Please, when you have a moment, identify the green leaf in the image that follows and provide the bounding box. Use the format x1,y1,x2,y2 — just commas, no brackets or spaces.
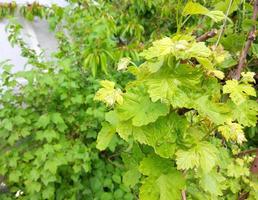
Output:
140,177,160,200
199,171,226,196
252,43,258,57
36,114,50,128
44,160,59,174
140,37,211,61
96,122,116,151
230,100,258,127
42,185,55,199
176,142,218,173
123,168,141,188
36,129,60,142
186,42,211,58
139,155,172,176
227,158,250,178
183,2,225,22
206,11,226,22
194,96,232,125
25,180,41,193
156,173,185,200
51,113,65,124
9,170,22,182
116,121,133,141
117,87,169,126
140,37,174,60
2,119,13,131
135,113,187,158
139,155,185,200
183,2,209,16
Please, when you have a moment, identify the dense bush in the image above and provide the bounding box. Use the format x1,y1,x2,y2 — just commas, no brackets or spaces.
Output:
0,0,257,200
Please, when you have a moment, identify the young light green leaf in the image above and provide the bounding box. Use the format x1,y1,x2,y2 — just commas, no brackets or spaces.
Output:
117,57,131,71
218,122,246,144
223,80,256,105
183,2,209,16
241,72,256,83
206,10,226,22
94,80,123,106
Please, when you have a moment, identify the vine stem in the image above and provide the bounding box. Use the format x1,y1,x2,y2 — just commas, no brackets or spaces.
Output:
215,0,234,47
196,29,218,42
181,190,187,200
236,148,258,157
231,0,258,80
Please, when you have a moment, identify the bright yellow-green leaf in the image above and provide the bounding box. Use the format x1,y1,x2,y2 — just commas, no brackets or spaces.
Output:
223,80,256,105
94,80,123,106
241,72,256,83
183,2,226,22
218,122,246,144
186,42,212,58
227,158,250,178
208,70,225,79
183,2,209,16
117,57,131,71
206,10,226,22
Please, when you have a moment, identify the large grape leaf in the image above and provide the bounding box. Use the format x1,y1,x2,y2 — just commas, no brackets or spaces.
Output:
116,88,169,126
140,37,211,61
145,64,202,107
131,113,188,158
139,155,185,200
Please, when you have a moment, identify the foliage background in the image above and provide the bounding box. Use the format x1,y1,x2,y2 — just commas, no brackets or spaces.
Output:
0,0,257,199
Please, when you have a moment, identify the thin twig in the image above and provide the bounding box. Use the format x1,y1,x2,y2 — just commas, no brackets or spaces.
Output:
215,0,234,47
196,29,218,42
231,0,258,80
